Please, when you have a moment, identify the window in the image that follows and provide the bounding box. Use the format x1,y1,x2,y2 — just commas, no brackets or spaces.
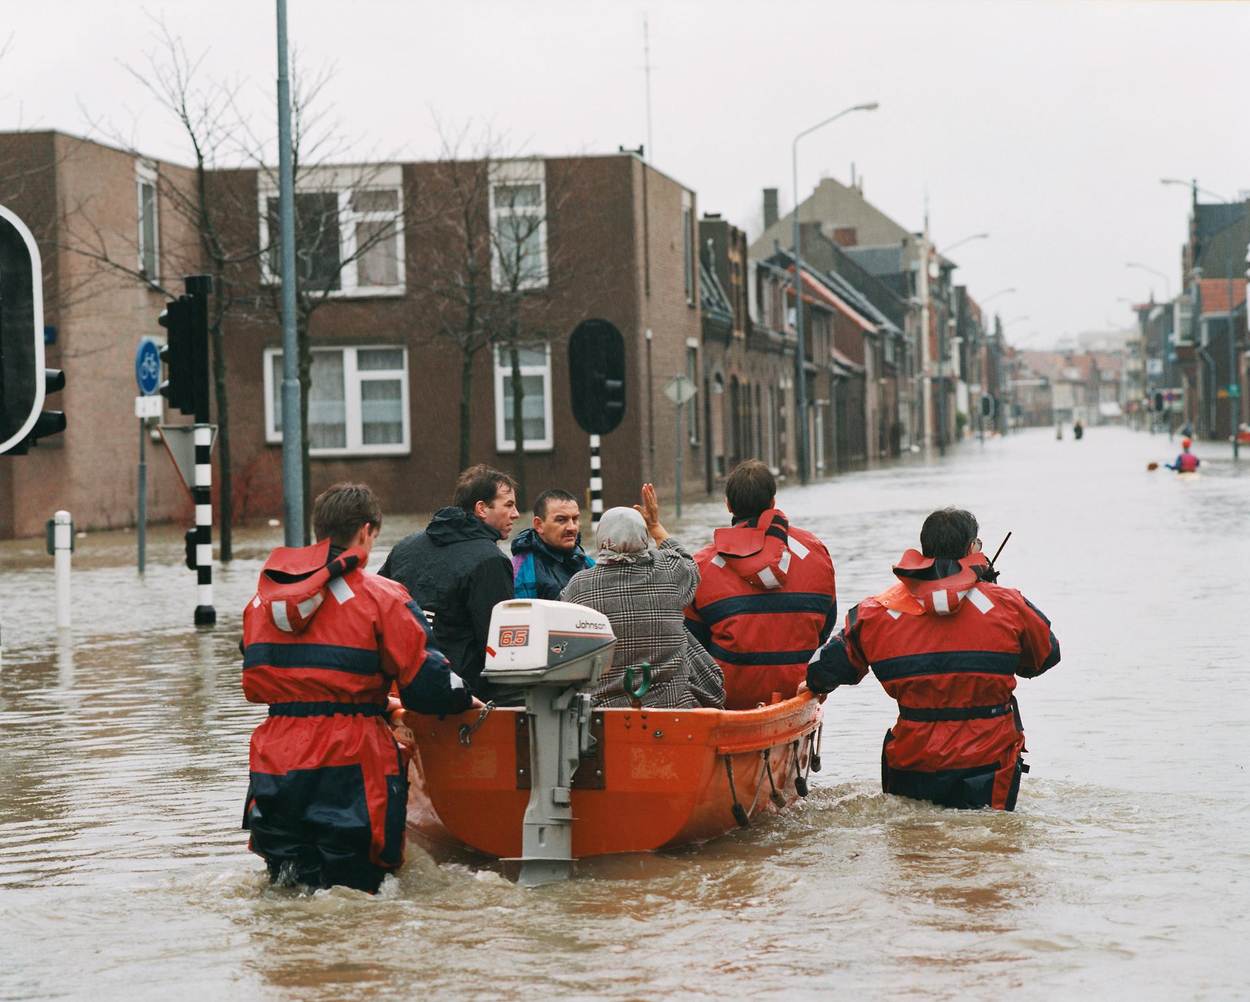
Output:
686,343,700,445
136,161,159,283
490,160,548,291
259,166,405,296
494,343,553,451
263,346,409,456
682,191,695,304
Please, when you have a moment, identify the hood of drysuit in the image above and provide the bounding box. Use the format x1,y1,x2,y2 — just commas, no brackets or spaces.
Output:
710,508,795,591
425,506,503,547
256,539,366,634
873,549,992,617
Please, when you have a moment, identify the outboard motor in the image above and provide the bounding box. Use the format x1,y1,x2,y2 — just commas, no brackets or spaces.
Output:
482,599,615,886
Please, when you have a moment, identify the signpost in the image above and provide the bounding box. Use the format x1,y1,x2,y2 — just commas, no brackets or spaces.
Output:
134,336,161,573
663,374,697,518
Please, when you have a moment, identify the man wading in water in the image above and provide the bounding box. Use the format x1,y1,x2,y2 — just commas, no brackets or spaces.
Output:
806,508,1060,811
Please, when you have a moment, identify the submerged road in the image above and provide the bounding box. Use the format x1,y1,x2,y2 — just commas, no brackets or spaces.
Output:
1,426,1248,1000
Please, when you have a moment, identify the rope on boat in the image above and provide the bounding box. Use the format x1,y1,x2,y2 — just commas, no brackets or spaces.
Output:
792,739,809,798
763,747,786,808
458,701,495,746
724,756,750,828
723,749,776,828
811,723,823,773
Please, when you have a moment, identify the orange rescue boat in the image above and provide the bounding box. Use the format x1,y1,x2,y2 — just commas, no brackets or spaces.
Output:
391,691,823,862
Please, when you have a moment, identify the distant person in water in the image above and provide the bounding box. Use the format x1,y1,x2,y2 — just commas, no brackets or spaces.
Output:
1166,437,1200,473
1073,419,1084,440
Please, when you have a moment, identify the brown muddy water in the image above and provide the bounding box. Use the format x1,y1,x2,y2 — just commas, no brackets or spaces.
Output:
2,427,1248,1000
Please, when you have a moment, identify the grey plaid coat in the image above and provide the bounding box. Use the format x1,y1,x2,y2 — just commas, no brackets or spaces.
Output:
560,539,725,709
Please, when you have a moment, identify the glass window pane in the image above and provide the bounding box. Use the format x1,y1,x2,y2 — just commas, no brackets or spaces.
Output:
296,192,341,290
361,379,403,445
266,197,280,277
503,373,547,444
309,351,346,448
358,348,404,371
140,181,157,277
497,345,546,368
494,183,541,208
351,189,398,213
355,220,399,287
270,353,283,433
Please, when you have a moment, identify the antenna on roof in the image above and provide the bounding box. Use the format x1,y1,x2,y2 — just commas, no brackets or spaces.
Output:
643,14,654,162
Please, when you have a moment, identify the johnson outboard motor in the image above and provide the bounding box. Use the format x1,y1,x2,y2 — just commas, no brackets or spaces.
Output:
482,599,615,886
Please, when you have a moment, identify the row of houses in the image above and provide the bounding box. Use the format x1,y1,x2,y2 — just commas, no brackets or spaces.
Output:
0,131,1018,539
1123,189,1248,440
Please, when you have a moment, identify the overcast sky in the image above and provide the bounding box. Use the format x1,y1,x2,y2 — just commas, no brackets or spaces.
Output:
5,0,1247,347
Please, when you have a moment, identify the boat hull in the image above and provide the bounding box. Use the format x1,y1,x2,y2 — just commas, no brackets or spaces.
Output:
394,692,823,859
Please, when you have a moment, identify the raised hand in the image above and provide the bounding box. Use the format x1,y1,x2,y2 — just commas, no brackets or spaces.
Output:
633,482,669,543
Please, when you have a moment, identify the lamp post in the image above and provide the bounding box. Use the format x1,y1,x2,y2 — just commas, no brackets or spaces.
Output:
1161,177,1242,459
982,286,1016,304
1126,261,1172,301
932,234,988,454
791,100,879,484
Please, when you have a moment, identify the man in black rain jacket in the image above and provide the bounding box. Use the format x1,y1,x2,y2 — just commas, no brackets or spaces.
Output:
380,465,519,698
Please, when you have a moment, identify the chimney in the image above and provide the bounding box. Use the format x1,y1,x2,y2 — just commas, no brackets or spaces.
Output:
763,188,779,229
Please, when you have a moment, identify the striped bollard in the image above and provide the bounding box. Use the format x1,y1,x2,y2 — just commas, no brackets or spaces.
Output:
193,423,216,626
590,434,603,529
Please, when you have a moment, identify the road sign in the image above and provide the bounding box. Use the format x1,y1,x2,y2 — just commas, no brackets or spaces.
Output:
663,373,697,405
135,395,162,419
136,337,161,395
159,423,217,492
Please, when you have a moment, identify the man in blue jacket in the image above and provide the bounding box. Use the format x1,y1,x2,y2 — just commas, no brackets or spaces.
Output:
511,489,594,600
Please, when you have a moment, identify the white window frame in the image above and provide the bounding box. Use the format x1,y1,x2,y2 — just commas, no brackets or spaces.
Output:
262,345,410,457
494,342,554,452
489,159,549,292
136,160,159,285
257,165,406,297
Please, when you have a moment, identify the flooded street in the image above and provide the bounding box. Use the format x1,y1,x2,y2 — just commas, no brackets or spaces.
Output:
2,426,1248,1000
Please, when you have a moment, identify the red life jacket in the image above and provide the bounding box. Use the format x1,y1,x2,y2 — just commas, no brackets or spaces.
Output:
241,540,469,880
686,509,836,709
1178,451,1199,472
808,550,1059,810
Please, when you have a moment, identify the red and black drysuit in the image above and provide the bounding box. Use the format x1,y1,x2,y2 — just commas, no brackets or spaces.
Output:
241,540,471,891
806,550,1059,811
685,509,837,710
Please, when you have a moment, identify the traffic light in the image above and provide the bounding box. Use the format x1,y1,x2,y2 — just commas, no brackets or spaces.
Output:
1153,391,1164,413
568,318,627,435
980,393,993,418
0,204,66,455
158,275,212,422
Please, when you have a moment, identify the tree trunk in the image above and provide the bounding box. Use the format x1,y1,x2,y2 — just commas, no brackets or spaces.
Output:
459,348,474,473
210,314,234,562
509,340,527,508
297,316,313,544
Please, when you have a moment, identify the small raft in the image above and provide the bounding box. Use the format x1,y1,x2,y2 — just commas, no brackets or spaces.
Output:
391,692,823,860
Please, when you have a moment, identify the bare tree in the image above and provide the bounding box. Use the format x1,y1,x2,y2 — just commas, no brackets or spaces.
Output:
65,18,265,560
236,63,431,541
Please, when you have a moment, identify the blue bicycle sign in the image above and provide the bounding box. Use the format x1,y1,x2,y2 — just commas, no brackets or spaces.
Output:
136,337,161,395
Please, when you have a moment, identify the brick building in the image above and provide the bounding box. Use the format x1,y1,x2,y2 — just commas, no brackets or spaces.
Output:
0,131,199,538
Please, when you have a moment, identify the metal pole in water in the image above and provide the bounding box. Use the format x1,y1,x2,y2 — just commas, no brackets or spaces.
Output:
54,510,71,629
193,425,216,626
589,434,603,530
137,418,147,573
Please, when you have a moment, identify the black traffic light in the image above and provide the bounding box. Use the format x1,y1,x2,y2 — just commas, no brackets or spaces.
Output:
980,393,993,418
158,275,213,422
1,205,66,455
568,318,626,435
1153,391,1164,413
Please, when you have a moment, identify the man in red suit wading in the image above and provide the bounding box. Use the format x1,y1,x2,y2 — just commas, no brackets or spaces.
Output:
807,508,1060,811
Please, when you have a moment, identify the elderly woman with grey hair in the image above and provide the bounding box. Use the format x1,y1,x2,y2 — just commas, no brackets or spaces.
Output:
560,484,724,709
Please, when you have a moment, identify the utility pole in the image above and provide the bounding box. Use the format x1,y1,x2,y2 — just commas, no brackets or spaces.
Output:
276,0,303,546
918,219,933,452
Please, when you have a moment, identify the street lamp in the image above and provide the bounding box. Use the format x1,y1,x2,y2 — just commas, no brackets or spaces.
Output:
940,232,989,255
792,100,879,485
1161,177,1230,202
982,287,1016,304
1126,261,1172,300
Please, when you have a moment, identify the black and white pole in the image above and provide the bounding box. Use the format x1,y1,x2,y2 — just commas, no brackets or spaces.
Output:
589,434,604,530
193,424,216,626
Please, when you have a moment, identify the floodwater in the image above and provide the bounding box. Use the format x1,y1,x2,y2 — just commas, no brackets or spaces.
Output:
2,426,1248,1001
